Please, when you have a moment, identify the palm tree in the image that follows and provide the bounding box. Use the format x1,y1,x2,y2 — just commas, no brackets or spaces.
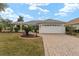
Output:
0,3,7,11
17,16,24,32
17,16,24,22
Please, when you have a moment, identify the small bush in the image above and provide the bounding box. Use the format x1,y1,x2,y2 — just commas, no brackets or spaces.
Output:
14,27,19,32
74,30,79,33
66,26,76,35
23,25,30,36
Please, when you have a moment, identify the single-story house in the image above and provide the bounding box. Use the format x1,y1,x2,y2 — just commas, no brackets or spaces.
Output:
66,18,79,30
26,19,66,33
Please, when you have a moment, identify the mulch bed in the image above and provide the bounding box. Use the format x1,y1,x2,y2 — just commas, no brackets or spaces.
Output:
21,34,39,38
20,33,42,40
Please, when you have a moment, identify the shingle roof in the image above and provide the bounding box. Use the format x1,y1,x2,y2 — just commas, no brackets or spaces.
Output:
39,19,65,24
26,19,65,25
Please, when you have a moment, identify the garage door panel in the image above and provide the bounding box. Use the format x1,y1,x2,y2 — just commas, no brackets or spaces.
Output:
39,26,65,33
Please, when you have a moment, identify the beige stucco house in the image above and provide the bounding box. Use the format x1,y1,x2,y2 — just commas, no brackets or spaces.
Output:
26,19,66,33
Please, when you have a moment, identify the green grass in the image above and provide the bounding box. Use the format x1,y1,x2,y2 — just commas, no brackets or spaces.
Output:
0,33,44,56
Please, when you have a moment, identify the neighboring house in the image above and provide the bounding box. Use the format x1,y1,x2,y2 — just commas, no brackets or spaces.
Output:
26,19,65,33
66,18,79,30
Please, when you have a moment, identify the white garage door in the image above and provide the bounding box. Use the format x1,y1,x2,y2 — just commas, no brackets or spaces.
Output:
39,25,65,33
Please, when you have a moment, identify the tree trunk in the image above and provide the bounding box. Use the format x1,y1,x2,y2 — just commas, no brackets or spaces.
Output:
25,31,29,36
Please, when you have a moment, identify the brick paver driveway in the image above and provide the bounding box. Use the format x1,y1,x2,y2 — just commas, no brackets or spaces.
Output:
40,34,79,56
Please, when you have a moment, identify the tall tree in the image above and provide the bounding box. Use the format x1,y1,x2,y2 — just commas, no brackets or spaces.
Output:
0,3,8,32
17,16,24,22
0,3,7,11
17,16,24,32
0,3,8,23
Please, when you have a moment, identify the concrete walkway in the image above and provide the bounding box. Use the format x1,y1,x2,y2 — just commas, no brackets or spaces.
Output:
40,34,79,56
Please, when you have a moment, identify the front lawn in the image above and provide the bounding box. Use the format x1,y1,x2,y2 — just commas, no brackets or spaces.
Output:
0,33,44,56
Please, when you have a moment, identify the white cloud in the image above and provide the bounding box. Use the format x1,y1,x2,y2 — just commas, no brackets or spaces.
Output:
0,8,33,21
28,3,49,13
0,8,19,21
24,14,33,19
38,7,49,13
29,5,37,10
55,12,67,16
55,3,79,16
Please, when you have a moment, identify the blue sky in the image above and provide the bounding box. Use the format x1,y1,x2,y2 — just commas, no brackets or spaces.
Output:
0,3,79,22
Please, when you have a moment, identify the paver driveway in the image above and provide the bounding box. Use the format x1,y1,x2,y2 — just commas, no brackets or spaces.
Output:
40,34,79,56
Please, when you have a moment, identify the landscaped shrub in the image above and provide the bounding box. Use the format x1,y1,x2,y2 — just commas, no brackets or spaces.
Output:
33,25,39,37
66,26,76,35
74,30,79,33
65,26,71,34
23,25,39,37
14,27,19,32
28,25,34,32
23,25,30,36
